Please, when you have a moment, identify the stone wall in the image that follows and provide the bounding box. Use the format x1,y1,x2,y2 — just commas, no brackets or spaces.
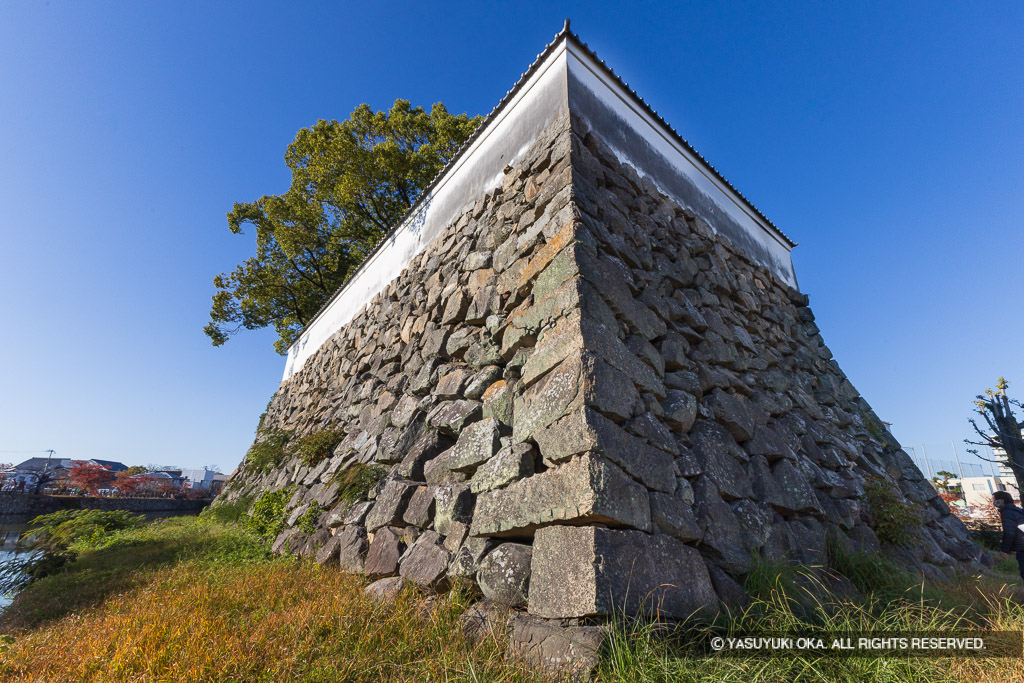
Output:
0,493,211,518
221,109,982,635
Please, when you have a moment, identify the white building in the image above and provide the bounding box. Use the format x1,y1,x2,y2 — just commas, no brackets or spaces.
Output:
180,468,219,491
953,476,1021,508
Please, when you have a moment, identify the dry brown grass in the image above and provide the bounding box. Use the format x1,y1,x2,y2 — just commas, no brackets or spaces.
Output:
0,519,550,683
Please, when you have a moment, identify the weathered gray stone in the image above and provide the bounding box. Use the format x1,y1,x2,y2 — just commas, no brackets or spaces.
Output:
427,400,483,435
533,407,677,492
364,527,403,580
336,525,369,573
444,417,501,472
481,378,514,425
364,479,417,532
460,601,510,643
399,530,451,591
343,500,374,526
391,394,421,429
660,333,690,371
477,543,533,607
465,365,503,399
529,525,719,620
397,431,450,481
746,425,797,462
449,535,494,578
508,613,603,676
693,477,751,574
470,453,651,537
469,443,535,493
365,576,406,604
689,420,753,501
423,448,470,485
663,390,698,432
403,485,436,528
626,411,679,455
512,349,638,444
707,389,756,442
770,458,821,514
315,533,342,566
433,483,475,536
435,366,470,399
300,528,331,558
649,491,702,541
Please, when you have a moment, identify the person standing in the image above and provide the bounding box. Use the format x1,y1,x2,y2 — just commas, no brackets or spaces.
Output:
993,490,1024,581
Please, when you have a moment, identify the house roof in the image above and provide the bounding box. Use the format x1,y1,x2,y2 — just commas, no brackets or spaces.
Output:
15,457,69,472
15,457,128,473
91,459,129,472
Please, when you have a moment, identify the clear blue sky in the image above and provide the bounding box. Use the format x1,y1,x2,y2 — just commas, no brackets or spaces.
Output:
1,1,1021,474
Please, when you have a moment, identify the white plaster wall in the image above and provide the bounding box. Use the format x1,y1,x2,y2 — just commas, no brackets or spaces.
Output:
282,35,799,382
565,45,797,288
282,43,571,381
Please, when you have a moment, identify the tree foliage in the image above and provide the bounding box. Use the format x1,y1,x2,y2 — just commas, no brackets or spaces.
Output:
205,99,482,354
930,470,957,494
966,377,1024,494
68,461,115,496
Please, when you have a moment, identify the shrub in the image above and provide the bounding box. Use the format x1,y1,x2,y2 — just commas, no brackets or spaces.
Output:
297,501,323,535
864,476,921,546
293,427,345,467
23,509,146,553
246,488,293,539
332,463,389,505
201,495,254,525
247,428,293,473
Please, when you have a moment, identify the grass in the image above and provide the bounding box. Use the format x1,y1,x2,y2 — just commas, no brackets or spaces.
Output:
332,462,389,505
247,428,293,473
293,427,345,467
598,549,1024,683
2,513,1024,682
0,515,545,683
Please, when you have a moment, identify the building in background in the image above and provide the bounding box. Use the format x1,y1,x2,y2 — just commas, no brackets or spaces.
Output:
180,469,222,493
953,476,1021,508
7,457,127,491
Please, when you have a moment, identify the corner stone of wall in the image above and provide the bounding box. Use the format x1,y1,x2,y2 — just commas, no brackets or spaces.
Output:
216,109,984,673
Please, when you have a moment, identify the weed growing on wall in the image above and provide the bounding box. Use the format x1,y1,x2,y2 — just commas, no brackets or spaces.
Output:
246,429,293,473
864,476,922,546
201,496,254,525
297,501,323,535
332,463,389,505
247,488,293,539
293,428,344,467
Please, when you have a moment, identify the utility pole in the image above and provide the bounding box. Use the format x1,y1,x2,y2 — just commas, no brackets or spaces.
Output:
36,449,55,495
951,441,967,503
986,446,998,479
921,443,935,480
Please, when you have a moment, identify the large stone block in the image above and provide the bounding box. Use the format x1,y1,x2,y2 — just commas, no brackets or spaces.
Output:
533,407,677,492
528,525,719,620
364,479,417,532
470,453,651,538
512,349,638,444
507,613,603,676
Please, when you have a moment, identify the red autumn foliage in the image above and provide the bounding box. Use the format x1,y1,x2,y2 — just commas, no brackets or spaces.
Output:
68,460,115,496
114,471,156,496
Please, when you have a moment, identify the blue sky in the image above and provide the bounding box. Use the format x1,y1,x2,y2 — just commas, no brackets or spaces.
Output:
1,1,1021,474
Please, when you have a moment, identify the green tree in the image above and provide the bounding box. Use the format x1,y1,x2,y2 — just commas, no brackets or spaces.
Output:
966,377,1024,494
205,99,481,354
930,470,957,494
